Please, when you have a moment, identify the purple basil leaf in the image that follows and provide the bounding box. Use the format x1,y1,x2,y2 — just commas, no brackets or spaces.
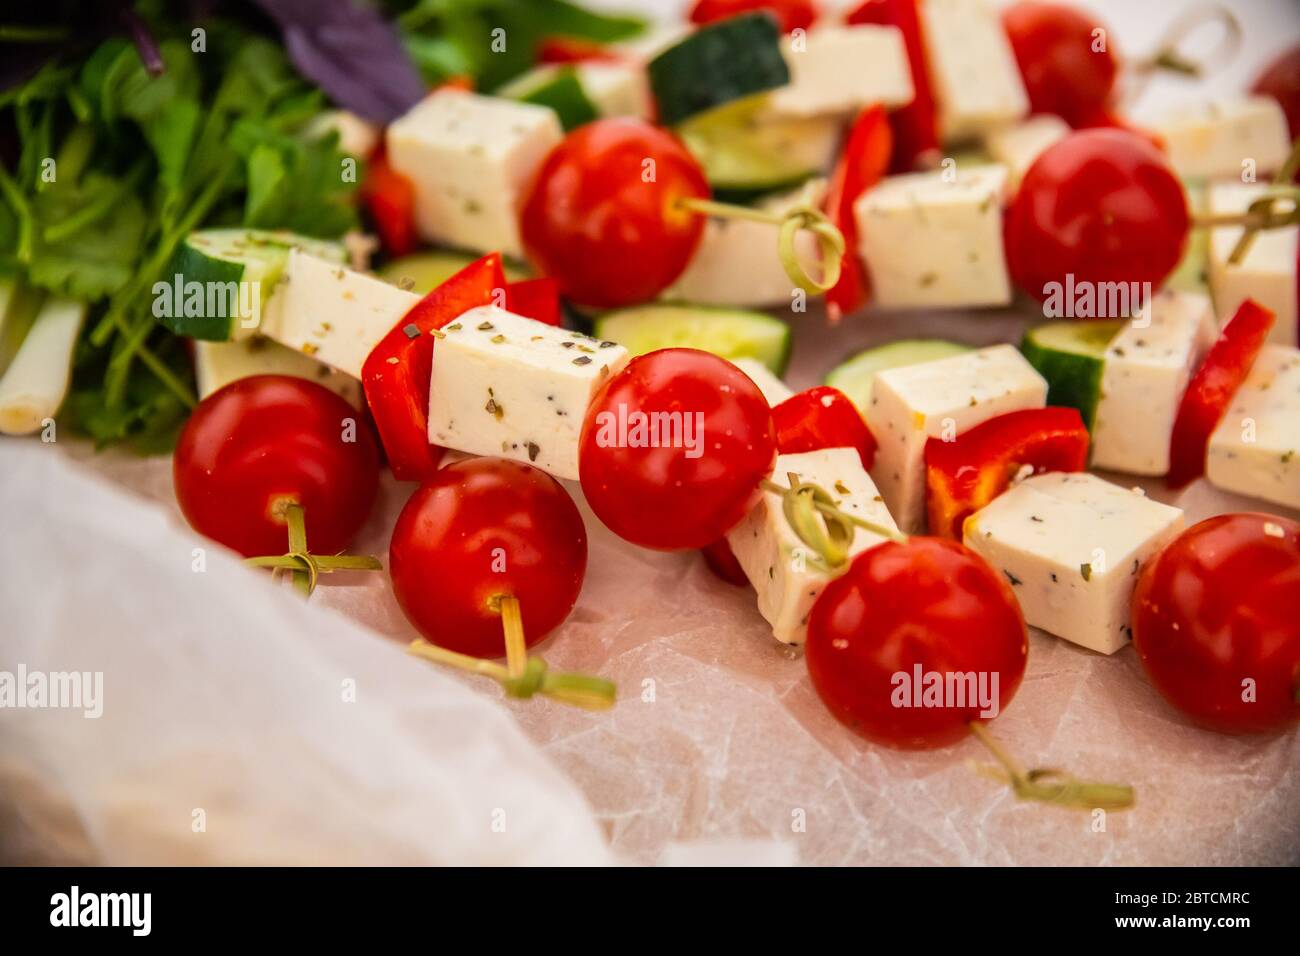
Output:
252,0,426,124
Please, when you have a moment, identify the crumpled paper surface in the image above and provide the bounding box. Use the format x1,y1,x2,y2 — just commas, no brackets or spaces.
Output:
11,297,1298,866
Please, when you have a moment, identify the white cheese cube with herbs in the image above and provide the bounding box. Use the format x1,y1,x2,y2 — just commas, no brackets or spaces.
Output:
919,0,1029,142
1090,290,1217,476
427,306,629,480
259,249,419,379
386,90,562,259
1152,96,1290,182
1206,344,1300,511
194,337,363,407
769,25,914,118
732,357,794,407
727,448,898,645
1207,182,1299,346
866,345,1047,533
667,180,826,308
983,115,1069,190
963,473,1185,655
854,165,1012,309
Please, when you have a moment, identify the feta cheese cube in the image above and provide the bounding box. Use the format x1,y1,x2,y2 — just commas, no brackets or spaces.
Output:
1151,96,1291,182
260,250,419,379
1206,344,1300,510
865,344,1047,533
732,357,794,407
667,179,826,307
194,337,363,407
427,306,629,480
769,25,914,118
386,90,562,259
919,0,1029,141
983,115,1069,191
1090,290,1217,476
854,164,1012,309
727,448,899,645
577,63,652,120
1207,182,1299,346
963,472,1185,654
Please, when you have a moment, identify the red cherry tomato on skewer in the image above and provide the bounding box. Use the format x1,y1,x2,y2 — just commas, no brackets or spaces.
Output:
806,537,1028,750
1167,299,1275,489
1004,128,1188,306
1002,1,1119,129
1133,513,1300,735
390,458,587,658
174,375,379,558
580,349,776,551
521,119,709,309
772,385,877,471
689,0,819,33
1252,43,1300,141
701,537,750,586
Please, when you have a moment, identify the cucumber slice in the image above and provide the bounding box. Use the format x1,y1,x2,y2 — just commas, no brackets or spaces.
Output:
677,94,838,193
1020,320,1122,429
162,229,345,341
377,251,531,295
648,14,789,126
498,65,599,131
825,339,970,413
1167,182,1209,293
594,304,792,374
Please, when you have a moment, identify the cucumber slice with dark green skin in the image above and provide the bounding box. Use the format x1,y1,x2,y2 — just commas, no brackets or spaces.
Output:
594,304,792,374
162,229,345,341
677,94,836,193
1020,320,1122,429
499,66,599,131
825,339,970,413
648,14,789,126
377,251,531,295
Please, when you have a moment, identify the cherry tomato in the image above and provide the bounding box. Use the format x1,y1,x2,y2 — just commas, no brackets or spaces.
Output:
1002,2,1118,128
806,537,1028,749
701,537,750,587
389,458,587,658
772,386,877,470
174,375,379,557
1133,513,1300,734
688,0,819,33
520,119,708,308
580,349,776,551
1004,128,1188,306
1253,44,1300,141
1167,299,1275,489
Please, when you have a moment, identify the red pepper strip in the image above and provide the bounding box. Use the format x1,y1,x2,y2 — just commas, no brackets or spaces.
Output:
689,0,820,33
701,537,750,586
846,0,941,173
822,105,892,321
360,147,418,258
505,277,563,327
362,253,507,482
1168,299,1276,489
924,407,1090,540
537,36,624,64
773,386,878,471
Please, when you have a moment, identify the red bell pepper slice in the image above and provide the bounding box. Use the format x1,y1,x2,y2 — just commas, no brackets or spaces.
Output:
846,0,941,173
1168,299,1276,489
701,537,750,586
688,0,820,33
773,386,878,470
822,105,892,320
924,407,1090,539
361,147,418,258
504,277,563,327
362,253,507,482
537,36,623,64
